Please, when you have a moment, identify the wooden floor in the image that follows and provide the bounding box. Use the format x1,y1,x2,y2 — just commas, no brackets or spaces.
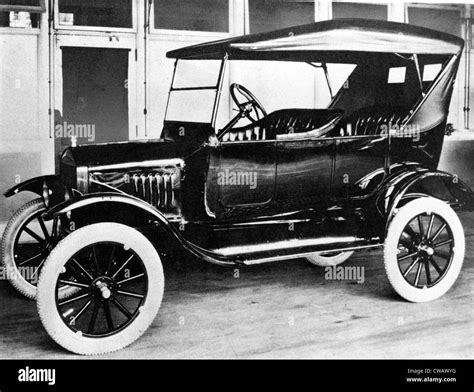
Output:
0,213,473,359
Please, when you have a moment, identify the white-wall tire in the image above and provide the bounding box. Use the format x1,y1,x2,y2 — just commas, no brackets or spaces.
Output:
1,199,51,299
384,197,465,303
306,251,354,267
37,222,164,355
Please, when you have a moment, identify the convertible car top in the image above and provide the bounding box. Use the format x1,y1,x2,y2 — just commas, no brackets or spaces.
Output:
168,19,463,141
167,18,464,61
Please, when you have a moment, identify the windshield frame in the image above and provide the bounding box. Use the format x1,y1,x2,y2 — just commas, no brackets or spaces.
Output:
164,55,228,129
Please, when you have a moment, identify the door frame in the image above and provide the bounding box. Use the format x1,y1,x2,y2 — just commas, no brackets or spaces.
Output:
53,33,138,142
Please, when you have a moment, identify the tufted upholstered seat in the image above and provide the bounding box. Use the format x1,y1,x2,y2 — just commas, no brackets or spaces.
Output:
221,109,344,142
337,107,410,137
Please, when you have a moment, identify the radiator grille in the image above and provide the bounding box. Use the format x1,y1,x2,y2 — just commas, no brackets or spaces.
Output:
130,167,181,210
89,164,182,216
131,170,180,210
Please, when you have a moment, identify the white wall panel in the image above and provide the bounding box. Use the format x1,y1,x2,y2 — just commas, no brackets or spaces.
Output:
0,33,39,150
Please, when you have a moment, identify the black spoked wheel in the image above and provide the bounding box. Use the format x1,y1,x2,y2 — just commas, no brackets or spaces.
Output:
57,242,148,338
384,197,465,302
397,213,454,289
15,209,59,282
37,223,164,355
1,199,64,299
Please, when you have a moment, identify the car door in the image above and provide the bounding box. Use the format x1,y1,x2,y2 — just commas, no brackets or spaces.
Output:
275,138,335,212
205,140,276,219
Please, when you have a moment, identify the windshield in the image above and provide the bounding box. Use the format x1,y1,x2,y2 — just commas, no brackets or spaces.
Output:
165,59,224,124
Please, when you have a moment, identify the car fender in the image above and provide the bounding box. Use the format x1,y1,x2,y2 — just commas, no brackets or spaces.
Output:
375,168,474,233
4,175,67,208
42,192,236,267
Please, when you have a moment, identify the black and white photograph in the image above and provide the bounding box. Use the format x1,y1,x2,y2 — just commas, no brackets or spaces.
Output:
0,0,473,388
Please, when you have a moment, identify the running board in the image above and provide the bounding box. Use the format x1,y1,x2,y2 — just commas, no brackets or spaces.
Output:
197,236,382,266
241,243,382,265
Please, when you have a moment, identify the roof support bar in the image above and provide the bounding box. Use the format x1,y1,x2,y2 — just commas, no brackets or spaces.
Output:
308,62,334,100
412,54,425,96
211,55,228,129
163,59,179,121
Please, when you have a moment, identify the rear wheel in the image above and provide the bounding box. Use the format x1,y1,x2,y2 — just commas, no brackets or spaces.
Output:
36,222,164,355
306,251,354,267
1,199,63,299
384,197,465,302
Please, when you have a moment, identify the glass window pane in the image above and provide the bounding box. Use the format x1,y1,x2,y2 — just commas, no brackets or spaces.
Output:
154,0,229,32
167,90,216,123
0,0,41,5
58,0,132,29
332,2,387,20
173,60,221,88
249,0,314,34
422,63,442,82
0,0,44,11
388,67,407,84
0,10,38,27
407,6,462,38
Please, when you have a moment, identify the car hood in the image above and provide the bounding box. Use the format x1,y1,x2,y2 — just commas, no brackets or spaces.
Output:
61,139,201,169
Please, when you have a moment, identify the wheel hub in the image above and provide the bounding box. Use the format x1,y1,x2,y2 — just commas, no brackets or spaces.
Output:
94,279,113,300
417,242,434,258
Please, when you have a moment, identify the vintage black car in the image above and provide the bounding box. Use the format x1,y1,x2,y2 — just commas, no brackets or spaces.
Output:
2,19,473,355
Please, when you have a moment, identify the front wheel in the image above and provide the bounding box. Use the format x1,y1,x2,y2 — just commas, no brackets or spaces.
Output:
384,197,465,302
37,222,164,355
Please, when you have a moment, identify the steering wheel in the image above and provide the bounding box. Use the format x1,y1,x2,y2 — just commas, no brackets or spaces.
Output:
230,83,267,123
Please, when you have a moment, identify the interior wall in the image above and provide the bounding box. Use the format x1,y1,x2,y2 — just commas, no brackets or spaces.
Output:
332,1,387,20
0,32,42,221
